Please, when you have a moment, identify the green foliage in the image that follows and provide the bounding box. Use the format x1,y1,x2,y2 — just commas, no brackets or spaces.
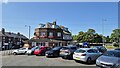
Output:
110,29,120,43
72,29,102,43
72,28,120,43
112,42,119,47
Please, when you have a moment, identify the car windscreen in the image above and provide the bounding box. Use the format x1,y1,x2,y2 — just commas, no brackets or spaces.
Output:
103,51,120,58
115,49,120,51
61,47,69,50
19,48,25,50
52,47,61,50
75,49,86,53
31,47,38,50
70,47,77,50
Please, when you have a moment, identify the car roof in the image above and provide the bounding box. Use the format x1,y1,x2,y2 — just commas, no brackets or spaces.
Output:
78,48,96,51
63,45,77,47
107,50,120,52
115,48,120,50
94,46,105,47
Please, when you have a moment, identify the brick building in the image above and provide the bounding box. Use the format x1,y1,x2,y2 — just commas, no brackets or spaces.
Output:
28,21,72,48
0,28,28,50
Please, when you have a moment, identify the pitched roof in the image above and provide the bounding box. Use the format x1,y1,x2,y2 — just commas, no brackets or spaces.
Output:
0,31,28,39
63,31,71,35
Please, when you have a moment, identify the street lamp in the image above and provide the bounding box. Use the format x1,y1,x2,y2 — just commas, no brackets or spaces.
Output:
102,19,107,46
25,25,31,39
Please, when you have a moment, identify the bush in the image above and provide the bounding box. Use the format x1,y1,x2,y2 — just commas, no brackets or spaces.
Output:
112,42,119,47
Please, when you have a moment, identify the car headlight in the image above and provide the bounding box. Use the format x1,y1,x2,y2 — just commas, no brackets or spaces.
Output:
96,59,100,64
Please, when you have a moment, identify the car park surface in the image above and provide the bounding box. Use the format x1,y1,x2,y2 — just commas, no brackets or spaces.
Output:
2,55,96,66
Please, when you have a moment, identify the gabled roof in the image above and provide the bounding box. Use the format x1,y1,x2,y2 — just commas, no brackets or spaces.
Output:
63,31,71,35
0,31,28,39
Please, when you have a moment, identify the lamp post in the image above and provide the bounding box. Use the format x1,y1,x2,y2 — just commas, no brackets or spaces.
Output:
102,19,107,46
25,25,31,39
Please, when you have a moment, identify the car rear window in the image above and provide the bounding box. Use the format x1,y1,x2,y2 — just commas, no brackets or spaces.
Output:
52,47,61,50
87,49,98,53
104,51,120,58
61,47,69,50
75,49,86,53
70,47,77,50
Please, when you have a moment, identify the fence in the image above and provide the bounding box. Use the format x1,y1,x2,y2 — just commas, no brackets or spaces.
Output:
1,49,14,56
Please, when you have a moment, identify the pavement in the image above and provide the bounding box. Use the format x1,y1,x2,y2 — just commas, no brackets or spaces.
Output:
2,55,96,67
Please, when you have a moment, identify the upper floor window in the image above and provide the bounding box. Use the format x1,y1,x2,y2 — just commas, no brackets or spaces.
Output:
49,32,53,36
57,32,61,37
41,32,45,36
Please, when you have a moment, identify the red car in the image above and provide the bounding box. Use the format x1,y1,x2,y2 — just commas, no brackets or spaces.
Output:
34,46,48,56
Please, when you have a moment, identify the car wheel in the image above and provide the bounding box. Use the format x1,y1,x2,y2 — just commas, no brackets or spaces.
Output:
75,60,79,63
24,51,27,54
13,52,17,55
62,56,67,59
87,57,91,64
27,54,30,56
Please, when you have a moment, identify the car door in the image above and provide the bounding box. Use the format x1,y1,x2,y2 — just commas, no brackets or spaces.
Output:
19,48,26,53
87,49,98,60
92,49,101,59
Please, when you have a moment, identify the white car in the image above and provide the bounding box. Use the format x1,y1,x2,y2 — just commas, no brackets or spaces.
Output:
13,48,30,55
73,48,102,63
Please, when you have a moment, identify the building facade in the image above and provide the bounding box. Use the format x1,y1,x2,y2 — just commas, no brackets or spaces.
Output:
30,21,72,48
0,28,28,50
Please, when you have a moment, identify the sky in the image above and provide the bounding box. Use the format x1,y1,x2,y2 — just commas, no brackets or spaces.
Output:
2,2,118,38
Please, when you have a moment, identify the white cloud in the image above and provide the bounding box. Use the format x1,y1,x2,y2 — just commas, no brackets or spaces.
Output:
1,0,8,4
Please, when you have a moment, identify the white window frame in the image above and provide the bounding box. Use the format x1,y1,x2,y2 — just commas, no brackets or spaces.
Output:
57,32,61,37
49,32,53,36
41,32,45,36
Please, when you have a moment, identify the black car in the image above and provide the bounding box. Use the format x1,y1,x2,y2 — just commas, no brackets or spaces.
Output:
115,48,120,51
60,45,77,59
45,46,62,57
93,46,107,53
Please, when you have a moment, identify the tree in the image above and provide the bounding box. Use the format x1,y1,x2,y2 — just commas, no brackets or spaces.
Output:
72,29,103,43
105,36,111,43
110,29,120,43
87,29,95,34
72,35,78,41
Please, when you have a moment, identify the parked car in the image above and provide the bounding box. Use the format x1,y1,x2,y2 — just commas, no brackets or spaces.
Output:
60,45,77,59
73,48,102,63
34,46,48,56
93,46,107,53
96,50,120,68
45,46,62,57
115,48,120,51
13,48,31,55
26,46,39,55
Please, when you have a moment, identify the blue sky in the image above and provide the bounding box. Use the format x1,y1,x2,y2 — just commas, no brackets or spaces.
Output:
2,2,118,38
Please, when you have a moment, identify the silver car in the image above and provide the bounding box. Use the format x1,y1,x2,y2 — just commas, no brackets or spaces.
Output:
73,48,102,63
96,50,120,68
26,46,39,55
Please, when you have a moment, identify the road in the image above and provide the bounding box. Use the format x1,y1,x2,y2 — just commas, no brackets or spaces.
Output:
2,55,96,67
